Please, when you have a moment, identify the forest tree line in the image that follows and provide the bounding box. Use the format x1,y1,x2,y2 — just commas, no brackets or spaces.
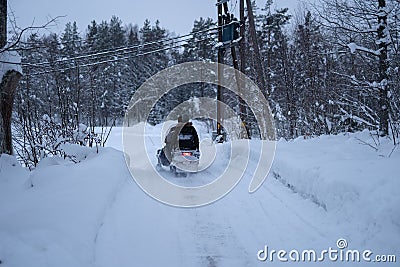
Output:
13,0,400,167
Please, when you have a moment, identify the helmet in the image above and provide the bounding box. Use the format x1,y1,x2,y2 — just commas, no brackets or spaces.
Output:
181,114,189,123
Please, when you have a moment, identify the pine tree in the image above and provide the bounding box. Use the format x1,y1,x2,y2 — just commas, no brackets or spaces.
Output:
124,23,141,110
291,11,328,136
181,17,217,62
139,20,170,124
257,3,292,137
60,22,83,129
86,20,98,52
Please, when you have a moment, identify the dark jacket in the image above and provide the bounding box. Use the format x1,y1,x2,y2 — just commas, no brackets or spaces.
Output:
178,122,199,150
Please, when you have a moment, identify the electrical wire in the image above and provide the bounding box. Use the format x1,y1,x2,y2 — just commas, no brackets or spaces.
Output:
14,23,219,55
24,35,217,76
22,30,218,70
15,25,219,68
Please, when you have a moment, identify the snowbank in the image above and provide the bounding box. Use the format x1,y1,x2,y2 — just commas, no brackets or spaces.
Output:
271,130,400,253
0,148,130,266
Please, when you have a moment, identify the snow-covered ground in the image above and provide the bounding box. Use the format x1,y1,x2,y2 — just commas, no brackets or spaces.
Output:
0,122,399,266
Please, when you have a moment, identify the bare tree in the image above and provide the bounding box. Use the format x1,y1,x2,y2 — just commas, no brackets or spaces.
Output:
316,0,395,136
1,0,62,155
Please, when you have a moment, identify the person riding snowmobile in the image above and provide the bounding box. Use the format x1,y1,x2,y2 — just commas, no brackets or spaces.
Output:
160,115,199,166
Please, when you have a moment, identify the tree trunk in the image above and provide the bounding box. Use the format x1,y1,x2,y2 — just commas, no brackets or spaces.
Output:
0,0,6,48
0,70,22,154
1,0,22,154
377,0,389,136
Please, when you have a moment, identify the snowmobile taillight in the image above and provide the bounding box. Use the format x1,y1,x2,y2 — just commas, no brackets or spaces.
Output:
182,152,193,156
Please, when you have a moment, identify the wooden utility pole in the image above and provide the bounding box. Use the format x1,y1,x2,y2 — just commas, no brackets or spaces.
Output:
215,0,266,139
223,1,251,138
217,2,224,137
216,0,252,139
238,0,249,137
246,0,268,98
239,0,245,75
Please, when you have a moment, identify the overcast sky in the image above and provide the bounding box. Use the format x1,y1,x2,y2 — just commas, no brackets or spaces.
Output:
9,0,301,36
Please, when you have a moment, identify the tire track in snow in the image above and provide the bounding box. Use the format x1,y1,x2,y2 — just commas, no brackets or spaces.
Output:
175,176,253,267
263,182,327,238
187,208,252,267
92,174,130,266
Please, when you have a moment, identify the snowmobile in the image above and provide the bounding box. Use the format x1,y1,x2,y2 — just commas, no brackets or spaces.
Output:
156,122,200,177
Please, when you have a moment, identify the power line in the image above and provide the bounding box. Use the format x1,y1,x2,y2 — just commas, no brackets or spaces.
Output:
22,31,218,70
16,24,218,56
24,35,217,76
17,25,219,68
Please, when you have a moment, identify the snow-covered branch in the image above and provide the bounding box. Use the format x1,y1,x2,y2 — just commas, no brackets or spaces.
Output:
347,42,383,56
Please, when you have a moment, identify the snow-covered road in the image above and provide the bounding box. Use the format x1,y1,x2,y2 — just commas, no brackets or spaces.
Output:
93,171,343,267
0,123,398,266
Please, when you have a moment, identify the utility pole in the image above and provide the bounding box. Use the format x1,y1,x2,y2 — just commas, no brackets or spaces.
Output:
238,0,250,138
215,0,265,139
216,0,252,139
239,0,245,75
224,1,251,138
246,0,268,98
217,1,224,138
